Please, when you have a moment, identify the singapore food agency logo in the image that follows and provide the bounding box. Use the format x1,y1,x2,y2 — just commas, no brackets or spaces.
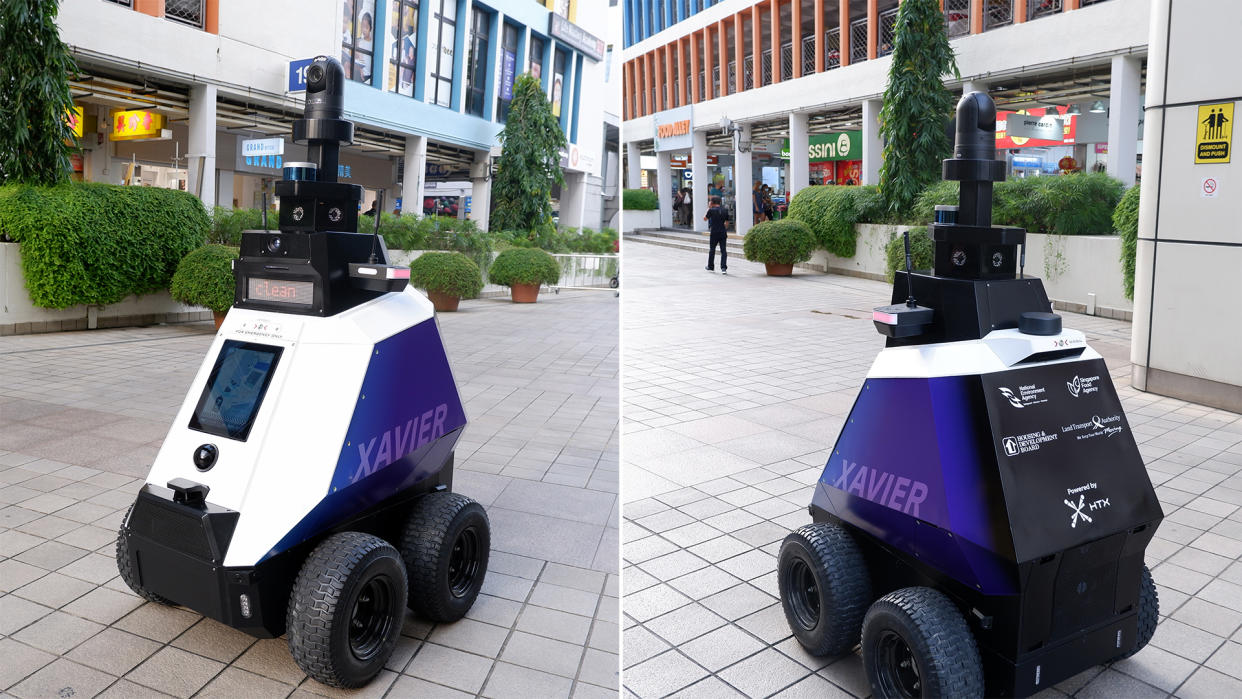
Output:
1066,374,1100,398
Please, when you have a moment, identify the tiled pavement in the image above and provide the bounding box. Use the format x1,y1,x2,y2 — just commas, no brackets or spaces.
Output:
0,290,618,698
620,241,1242,698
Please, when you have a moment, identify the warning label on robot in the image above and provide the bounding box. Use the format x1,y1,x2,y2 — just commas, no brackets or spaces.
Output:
980,358,1162,561
1196,102,1234,164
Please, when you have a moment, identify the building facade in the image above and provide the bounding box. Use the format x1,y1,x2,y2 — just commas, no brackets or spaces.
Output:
620,0,1146,235
60,0,615,231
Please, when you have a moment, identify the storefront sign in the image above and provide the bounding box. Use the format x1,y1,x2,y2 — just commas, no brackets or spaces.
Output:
1195,102,1233,164
653,105,693,152
288,58,314,92
500,50,517,101
110,110,166,141
667,154,718,168
781,131,861,162
68,106,84,138
997,107,1076,148
549,13,603,61
1006,114,1063,142
560,143,595,172
242,138,285,158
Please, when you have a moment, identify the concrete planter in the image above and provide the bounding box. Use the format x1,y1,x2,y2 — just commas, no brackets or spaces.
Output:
622,209,661,232
803,225,1133,320
0,242,212,336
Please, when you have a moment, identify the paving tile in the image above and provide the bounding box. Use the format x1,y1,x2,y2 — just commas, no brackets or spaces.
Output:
0,595,53,637
622,625,671,669
427,618,510,657
481,662,573,699
231,638,306,686
170,618,258,664
717,647,813,697
577,648,619,689
497,630,582,677
61,585,144,625
196,666,294,699
11,609,103,655
0,637,56,690
680,624,766,672
403,643,493,694
1113,644,1199,691
515,604,594,645
386,675,473,698
9,658,116,699
528,581,600,617
113,602,201,643
96,678,178,698
667,676,749,698
624,650,708,699
1177,666,1242,698
125,645,226,698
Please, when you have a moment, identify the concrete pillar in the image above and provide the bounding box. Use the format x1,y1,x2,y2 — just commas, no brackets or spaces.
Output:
87,104,115,184
402,135,427,217
560,171,589,229
626,141,643,189
1106,54,1141,187
734,124,754,235
187,84,217,209
656,150,674,228
862,98,883,185
962,80,988,96
691,129,708,233
216,169,235,209
789,112,810,198
469,151,492,231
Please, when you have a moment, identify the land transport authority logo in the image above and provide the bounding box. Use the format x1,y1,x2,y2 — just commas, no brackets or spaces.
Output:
1066,374,1101,398
1061,414,1124,441
998,384,1048,409
1064,482,1110,528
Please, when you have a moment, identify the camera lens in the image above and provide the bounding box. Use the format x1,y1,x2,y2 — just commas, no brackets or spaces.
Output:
266,236,283,254
307,64,324,86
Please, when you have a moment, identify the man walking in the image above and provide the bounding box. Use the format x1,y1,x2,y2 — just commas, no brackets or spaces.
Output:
703,195,730,274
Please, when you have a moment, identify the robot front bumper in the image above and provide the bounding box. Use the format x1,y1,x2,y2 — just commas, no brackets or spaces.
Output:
120,481,286,637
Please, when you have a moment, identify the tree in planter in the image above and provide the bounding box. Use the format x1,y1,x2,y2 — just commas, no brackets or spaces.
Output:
170,245,238,323
743,220,816,276
878,0,959,217
491,74,567,237
408,252,483,312
487,248,560,303
0,0,79,186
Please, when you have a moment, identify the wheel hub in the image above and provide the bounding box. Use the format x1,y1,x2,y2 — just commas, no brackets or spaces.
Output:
448,525,481,598
348,576,393,661
784,557,821,630
875,629,923,698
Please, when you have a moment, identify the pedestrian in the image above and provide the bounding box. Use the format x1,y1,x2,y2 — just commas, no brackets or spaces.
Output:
703,195,730,274
752,181,765,223
761,185,775,221
363,200,379,217
681,187,693,225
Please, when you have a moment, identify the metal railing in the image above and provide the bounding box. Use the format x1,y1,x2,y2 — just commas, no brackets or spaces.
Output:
102,0,132,6
802,35,816,75
1029,0,1061,20
727,60,736,93
879,8,898,56
1080,0,1112,5
712,66,720,97
985,0,1014,29
548,254,621,294
945,0,971,37
850,18,868,63
165,0,205,28
825,28,841,69
781,42,793,80
743,55,754,90
761,49,772,86
698,70,705,99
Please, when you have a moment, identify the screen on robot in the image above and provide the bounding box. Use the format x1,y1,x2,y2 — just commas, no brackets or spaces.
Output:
189,341,284,441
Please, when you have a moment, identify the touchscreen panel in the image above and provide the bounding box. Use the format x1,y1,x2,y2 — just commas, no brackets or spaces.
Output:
189,340,283,441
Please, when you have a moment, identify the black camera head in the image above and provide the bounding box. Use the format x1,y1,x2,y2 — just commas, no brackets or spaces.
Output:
304,56,345,122
954,91,998,162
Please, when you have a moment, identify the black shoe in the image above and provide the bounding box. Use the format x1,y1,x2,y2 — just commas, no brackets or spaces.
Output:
721,269,728,275
705,266,714,272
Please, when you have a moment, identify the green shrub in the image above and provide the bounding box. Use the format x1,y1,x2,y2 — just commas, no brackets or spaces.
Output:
488,247,560,286
408,252,483,299
169,244,238,313
909,173,1124,235
210,207,265,245
0,182,209,308
622,188,658,210
786,185,884,257
1113,185,1140,300
884,227,934,282
743,219,816,265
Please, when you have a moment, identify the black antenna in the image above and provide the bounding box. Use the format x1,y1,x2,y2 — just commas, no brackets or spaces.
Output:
903,230,917,307
261,192,269,231
368,191,384,264
1019,241,1026,279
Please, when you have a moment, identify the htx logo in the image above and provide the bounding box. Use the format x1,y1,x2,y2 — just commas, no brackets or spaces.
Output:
1063,493,1111,528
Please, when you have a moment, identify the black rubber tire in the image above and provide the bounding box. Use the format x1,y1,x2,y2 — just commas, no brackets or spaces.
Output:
777,522,872,656
287,532,408,688
115,505,175,605
398,492,490,623
1117,564,1158,660
609,276,619,289
862,586,984,699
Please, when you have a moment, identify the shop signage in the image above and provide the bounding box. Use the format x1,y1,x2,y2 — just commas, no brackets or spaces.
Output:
110,110,166,141
780,131,861,162
288,58,314,92
997,107,1076,148
1006,113,1063,142
549,13,603,62
1195,102,1233,164
667,154,718,168
68,106,84,138
653,105,693,152
500,50,517,101
242,138,285,158
560,143,595,172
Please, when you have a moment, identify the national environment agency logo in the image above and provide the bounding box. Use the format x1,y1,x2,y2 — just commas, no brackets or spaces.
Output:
997,384,1048,409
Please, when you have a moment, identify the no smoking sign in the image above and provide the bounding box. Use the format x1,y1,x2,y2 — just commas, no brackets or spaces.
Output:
1202,176,1219,198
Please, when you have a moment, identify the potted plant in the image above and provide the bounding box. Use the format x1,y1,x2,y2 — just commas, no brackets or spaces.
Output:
170,244,238,328
407,251,483,312
487,247,560,303
743,219,816,276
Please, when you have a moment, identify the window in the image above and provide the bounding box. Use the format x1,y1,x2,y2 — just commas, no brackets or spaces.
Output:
342,0,377,84
388,0,419,97
497,23,521,123
552,49,568,119
530,36,546,81
165,0,204,28
426,0,459,108
464,9,490,117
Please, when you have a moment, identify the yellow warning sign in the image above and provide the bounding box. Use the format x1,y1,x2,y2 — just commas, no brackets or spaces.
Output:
1196,102,1234,163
